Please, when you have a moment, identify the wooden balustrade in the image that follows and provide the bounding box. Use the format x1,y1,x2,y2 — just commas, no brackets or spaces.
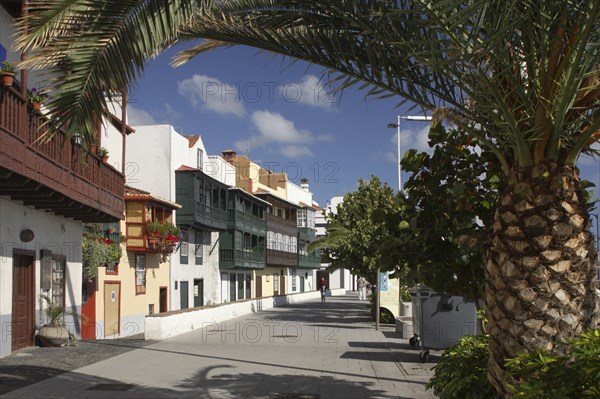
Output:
0,82,124,221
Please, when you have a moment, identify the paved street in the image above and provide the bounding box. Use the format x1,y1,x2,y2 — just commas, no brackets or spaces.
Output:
1,294,437,399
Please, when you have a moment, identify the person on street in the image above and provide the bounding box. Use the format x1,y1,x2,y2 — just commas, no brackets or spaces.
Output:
321,281,327,303
357,276,368,300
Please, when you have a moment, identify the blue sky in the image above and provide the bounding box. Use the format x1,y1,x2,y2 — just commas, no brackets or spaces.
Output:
127,44,600,209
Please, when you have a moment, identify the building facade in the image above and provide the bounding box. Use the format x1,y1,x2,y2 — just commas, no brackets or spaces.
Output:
0,2,129,356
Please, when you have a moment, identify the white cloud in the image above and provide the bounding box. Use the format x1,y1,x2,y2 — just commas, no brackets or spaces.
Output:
127,106,158,125
280,75,339,110
389,124,432,158
177,74,246,117
281,145,314,158
235,110,332,158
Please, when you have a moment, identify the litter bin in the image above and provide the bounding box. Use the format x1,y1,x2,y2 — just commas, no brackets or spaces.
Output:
409,289,478,362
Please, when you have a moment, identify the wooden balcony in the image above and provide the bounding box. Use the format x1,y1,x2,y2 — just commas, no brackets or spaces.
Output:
266,248,298,268
175,169,229,231
299,251,320,269
266,213,297,237
219,249,266,270
0,84,124,222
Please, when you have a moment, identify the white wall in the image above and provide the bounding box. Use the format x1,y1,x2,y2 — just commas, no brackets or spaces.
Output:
286,181,312,206
0,198,83,358
145,288,347,340
206,155,236,186
126,124,223,311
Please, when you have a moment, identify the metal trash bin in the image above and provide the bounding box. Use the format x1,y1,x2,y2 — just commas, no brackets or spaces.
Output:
409,289,478,362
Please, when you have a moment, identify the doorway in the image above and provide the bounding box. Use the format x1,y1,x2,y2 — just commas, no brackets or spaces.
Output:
81,279,97,340
159,286,168,313
12,250,35,351
193,279,203,307
180,281,189,309
104,282,121,337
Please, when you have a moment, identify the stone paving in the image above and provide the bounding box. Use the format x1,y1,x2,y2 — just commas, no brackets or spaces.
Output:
0,294,439,399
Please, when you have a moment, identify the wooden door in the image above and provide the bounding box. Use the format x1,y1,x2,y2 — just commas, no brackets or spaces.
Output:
180,281,189,309
159,287,168,313
12,252,34,351
256,276,263,297
81,279,97,340
193,279,203,307
104,282,120,337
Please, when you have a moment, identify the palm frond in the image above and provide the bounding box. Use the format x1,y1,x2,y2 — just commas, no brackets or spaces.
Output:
15,0,200,143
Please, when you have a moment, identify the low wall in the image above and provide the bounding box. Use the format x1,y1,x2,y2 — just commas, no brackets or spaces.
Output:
145,288,347,340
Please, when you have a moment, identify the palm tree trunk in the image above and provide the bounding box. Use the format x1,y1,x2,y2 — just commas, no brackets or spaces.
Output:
485,163,600,398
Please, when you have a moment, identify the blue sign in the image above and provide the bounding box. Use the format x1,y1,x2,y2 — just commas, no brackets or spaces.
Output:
380,272,388,292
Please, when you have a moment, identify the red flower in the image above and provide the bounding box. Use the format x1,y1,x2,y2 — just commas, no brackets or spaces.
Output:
151,231,162,238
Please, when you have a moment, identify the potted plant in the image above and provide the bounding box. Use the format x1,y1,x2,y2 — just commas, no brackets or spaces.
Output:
0,61,17,87
98,147,109,163
27,87,48,111
37,294,79,347
82,228,122,281
145,220,162,249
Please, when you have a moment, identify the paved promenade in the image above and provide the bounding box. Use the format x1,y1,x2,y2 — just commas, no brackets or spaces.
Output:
1,294,437,399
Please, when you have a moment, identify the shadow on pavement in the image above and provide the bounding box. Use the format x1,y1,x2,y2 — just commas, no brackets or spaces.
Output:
0,365,66,395
177,364,398,399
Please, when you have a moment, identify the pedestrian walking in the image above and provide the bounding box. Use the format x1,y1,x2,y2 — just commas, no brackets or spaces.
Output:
357,276,367,300
321,282,327,303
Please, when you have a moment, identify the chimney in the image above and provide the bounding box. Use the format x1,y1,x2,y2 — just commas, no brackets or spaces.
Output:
222,149,237,164
300,177,309,191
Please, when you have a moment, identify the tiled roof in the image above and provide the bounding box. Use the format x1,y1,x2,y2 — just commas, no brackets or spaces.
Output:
187,135,200,148
124,185,181,209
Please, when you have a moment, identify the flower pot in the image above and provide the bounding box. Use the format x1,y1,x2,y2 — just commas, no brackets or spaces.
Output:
31,101,41,111
1,73,15,87
102,155,109,163
38,325,70,347
89,144,97,155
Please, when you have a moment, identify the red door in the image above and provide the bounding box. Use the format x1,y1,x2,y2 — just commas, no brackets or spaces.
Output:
81,279,97,339
12,252,35,351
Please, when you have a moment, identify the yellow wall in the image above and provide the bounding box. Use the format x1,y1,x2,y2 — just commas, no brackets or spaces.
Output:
95,220,170,337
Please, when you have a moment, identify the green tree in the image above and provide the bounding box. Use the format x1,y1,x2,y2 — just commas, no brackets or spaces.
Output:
17,1,600,395
308,176,408,281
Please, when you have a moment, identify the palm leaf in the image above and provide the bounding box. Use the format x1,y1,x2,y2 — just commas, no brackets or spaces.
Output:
15,0,200,144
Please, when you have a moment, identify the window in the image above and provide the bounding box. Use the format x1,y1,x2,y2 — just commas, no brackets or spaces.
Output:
197,148,203,170
148,304,155,315
245,273,252,299
273,273,279,293
292,269,297,291
298,209,307,227
243,233,252,252
106,263,118,275
237,273,245,300
195,231,203,265
135,253,146,295
212,186,219,207
290,236,297,253
307,210,315,229
219,189,227,210
51,256,66,306
199,179,205,204
180,241,189,264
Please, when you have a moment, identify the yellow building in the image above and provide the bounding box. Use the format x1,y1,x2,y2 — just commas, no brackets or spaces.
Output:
81,186,180,339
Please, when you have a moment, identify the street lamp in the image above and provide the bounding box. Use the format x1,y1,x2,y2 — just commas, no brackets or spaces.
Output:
387,115,433,193
377,115,432,332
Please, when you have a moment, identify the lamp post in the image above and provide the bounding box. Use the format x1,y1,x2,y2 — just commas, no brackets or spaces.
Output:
377,115,432,332
387,115,433,193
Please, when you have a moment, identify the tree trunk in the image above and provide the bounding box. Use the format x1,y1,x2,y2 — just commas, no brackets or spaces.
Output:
485,164,600,398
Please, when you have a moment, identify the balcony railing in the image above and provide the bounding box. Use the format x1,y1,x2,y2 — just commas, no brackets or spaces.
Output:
219,248,266,269
0,83,125,221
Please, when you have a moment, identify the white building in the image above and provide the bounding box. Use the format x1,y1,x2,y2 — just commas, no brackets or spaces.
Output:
316,196,355,291
126,125,232,309
1,2,129,357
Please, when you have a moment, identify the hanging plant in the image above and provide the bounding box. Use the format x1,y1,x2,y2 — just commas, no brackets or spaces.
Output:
145,219,181,261
82,226,121,281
